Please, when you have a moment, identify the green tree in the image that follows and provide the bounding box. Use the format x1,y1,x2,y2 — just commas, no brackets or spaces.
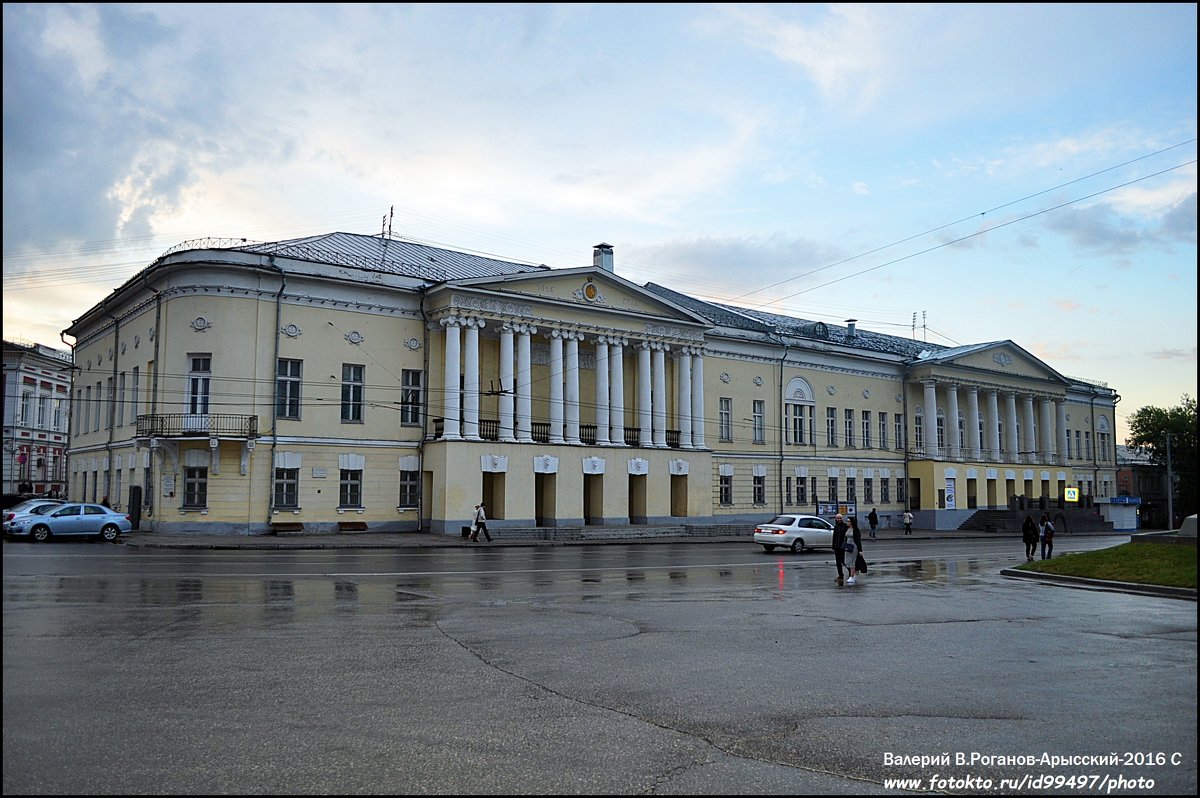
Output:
1126,395,1198,525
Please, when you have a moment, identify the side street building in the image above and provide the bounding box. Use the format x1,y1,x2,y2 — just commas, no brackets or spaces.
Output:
62,232,1120,535
2,339,72,497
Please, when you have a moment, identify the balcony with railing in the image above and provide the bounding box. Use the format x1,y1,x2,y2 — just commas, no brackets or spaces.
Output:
432,419,682,448
136,414,260,439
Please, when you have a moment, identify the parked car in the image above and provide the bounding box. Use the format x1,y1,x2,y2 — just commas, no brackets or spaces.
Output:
753,514,835,553
5,502,132,542
3,499,66,533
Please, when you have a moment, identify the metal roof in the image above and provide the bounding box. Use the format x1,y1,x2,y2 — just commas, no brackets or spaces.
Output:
198,232,552,283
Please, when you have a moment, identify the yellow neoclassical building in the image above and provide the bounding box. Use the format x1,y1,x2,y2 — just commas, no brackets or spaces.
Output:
63,232,1119,535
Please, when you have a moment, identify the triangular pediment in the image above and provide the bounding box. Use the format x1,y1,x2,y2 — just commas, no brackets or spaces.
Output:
432,267,712,330
911,341,1070,385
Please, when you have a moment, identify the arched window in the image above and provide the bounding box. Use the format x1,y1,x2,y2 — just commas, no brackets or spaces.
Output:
784,377,815,446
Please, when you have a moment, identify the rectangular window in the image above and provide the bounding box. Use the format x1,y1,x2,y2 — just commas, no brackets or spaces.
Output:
753,474,765,505
117,372,126,427
1075,430,1082,460
93,381,101,431
810,476,818,504
37,395,49,428
785,476,792,506
895,414,903,450
130,366,140,425
752,400,765,444
879,413,888,450
864,477,874,504
719,398,732,441
1066,429,1073,458
188,355,211,415
399,470,419,508
105,377,113,429
719,474,732,505
81,387,90,434
339,469,363,507
401,369,423,426
915,415,924,451
897,478,906,503
273,468,299,509
276,358,303,420
20,392,32,425
788,404,812,445
847,477,857,502
826,407,837,446
797,478,807,505
341,364,364,423
184,466,208,508
862,411,871,449
828,478,838,503
1084,431,1092,460
936,415,945,450
881,479,890,503
844,409,855,447
53,398,63,431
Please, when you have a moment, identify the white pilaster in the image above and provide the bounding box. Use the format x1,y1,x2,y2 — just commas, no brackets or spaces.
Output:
1039,398,1054,465
637,342,652,446
463,317,483,441
609,337,626,445
966,388,981,460
922,381,939,458
1022,394,1036,465
516,324,536,443
677,349,693,449
1005,393,1019,462
1055,400,1068,467
499,324,515,442
651,344,667,448
691,349,705,449
565,333,582,444
946,384,960,460
594,339,610,445
987,390,1001,462
548,330,565,444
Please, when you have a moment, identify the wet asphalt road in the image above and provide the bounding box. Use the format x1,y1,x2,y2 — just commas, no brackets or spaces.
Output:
2,536,1195,795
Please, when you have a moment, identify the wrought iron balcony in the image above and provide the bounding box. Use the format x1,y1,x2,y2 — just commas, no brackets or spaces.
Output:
136,414,259,439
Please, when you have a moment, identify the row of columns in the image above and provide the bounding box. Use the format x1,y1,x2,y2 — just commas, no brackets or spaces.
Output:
924,381,1066,465
440,316,706,449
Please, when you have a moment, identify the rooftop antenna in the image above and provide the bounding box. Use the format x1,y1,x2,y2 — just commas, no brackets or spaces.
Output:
912,312,917,340
922,311,928,343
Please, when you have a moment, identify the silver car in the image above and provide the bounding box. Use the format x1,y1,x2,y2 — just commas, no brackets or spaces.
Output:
753,514,835,553
6,502,132,542
2,499,65,534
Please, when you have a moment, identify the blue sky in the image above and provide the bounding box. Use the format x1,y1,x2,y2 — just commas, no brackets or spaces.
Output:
3,3,1196,440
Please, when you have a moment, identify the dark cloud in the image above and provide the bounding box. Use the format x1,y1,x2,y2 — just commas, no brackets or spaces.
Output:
1160,192,1197,244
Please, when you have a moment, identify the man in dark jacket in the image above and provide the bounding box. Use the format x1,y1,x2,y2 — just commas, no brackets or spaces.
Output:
832,514,848,584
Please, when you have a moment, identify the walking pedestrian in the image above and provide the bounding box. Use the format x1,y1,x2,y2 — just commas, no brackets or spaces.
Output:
469,502,492,542
844,516,864,584
832,514,848,584
1021,514,1039,562
1040,513,1055,560
902,510,913,535
867,508,879,539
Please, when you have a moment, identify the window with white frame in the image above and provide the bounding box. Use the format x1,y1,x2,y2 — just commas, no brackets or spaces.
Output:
752,400,765,444
276,359,303,420
719,397,732,441
862,411,871,449
827,407,838,446
797,477,807,504
879,413,887,450
864,477,874,503
188,355,211,415
117,372,126,427
895,413,903,450
828,477,838,503
339,469,363,507
401,369,423,426
847,477,857,502
914,409,923,451
184,466,208,508
341,364,364,423
399,470,419,508
274,468,300,508
753,473,765,504
881,478,890,503
844,409,855,447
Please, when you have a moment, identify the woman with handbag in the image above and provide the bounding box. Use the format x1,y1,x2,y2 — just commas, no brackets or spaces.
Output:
844,516,864,584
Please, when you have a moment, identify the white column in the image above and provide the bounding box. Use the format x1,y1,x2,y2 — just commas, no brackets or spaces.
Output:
966,388,981,460
565,333,582,444
499,324,515,442
922,381,939,458
1022,394,1036,465
1055,400,1068,467
1005,393,1019,462
609,337,626,445
987,390,1001,462
548,330,565,444
691,349,705,449
946,384,960,460
594,338,610,445
637,342,652,446
1039,398,1054,465
677,349,693,449
651,344,667,448
440,317,462,440
463,317,483,441
516,324,536,443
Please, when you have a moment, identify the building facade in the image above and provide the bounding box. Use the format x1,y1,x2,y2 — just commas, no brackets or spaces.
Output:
62,232,1120,535
2,339,73,496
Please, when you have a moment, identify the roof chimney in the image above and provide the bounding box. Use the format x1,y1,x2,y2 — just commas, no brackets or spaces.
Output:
845,319,858,338
593,243,614,272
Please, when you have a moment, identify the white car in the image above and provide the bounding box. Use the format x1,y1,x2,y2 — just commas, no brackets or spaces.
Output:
753,514,836,553
2,499,65,534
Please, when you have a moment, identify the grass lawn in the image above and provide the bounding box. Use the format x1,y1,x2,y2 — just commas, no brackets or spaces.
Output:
1017,542,1197,589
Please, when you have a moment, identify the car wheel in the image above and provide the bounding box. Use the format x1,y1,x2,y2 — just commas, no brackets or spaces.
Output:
99,524,120,542
761,544,776,552
31,525,50,543
791,538,805,554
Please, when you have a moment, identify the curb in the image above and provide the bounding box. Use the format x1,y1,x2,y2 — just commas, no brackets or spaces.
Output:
1000,567,1197,601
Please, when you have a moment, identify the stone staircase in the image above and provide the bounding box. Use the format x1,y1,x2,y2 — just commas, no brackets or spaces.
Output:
956,509,1116,535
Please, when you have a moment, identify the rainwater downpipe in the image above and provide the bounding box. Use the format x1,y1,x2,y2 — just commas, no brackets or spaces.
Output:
59,331,78,498
142,268,163,518
774,329,790,514
265,255,286,528
104,308,120,505
418,286,432,532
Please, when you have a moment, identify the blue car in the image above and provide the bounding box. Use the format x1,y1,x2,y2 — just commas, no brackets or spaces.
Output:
6,502,132,542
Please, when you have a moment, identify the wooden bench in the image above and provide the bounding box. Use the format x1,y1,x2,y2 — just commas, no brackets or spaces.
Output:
338,521,369,533
270,521,304,535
